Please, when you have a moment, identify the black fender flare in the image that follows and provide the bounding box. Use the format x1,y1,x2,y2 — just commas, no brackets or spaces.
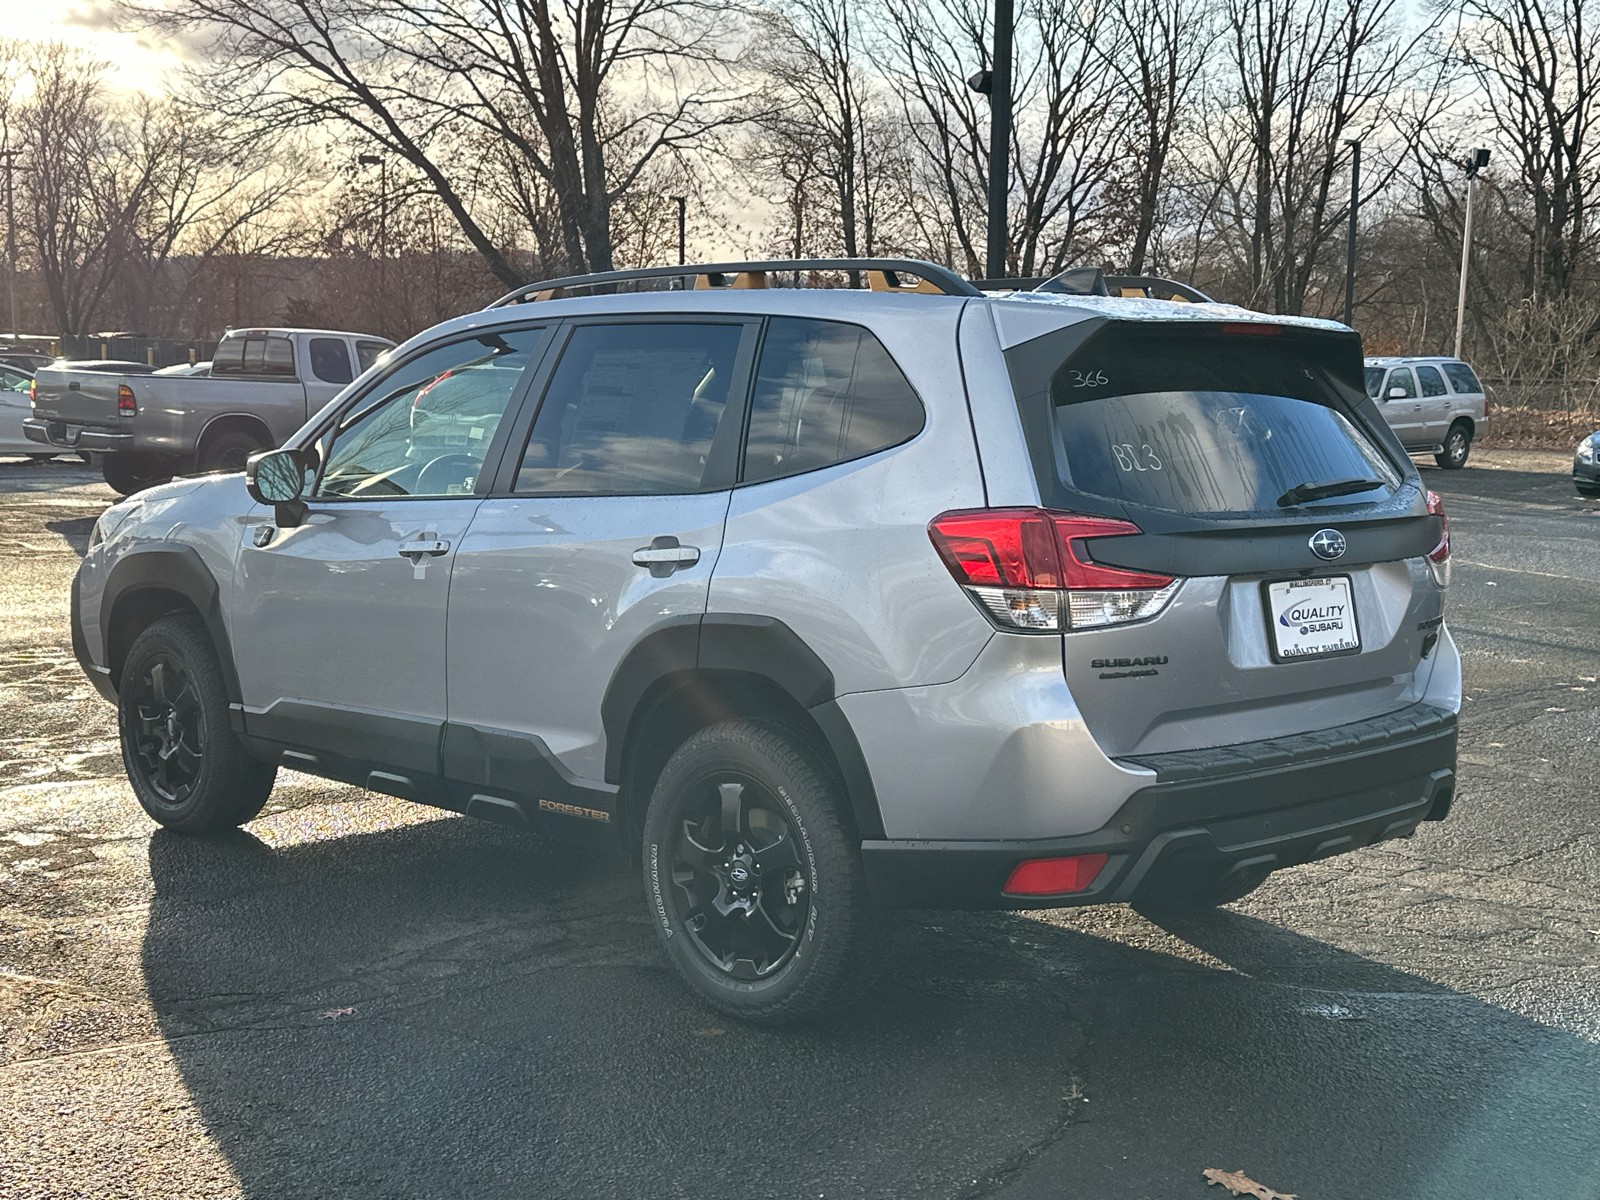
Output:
601,614,885,840
101,543,244,705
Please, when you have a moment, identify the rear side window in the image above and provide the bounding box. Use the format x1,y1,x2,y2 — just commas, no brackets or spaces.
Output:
743,318,924,484
309,338,354,385
1416,365,1448,397
514,322,744,497
1009,329,1400,517
1443,362,1482,393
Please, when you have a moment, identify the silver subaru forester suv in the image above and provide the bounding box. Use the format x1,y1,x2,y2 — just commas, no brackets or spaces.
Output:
71,259,1460,1024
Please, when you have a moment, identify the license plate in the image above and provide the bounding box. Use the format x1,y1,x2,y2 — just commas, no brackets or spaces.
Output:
1264,576,1360,662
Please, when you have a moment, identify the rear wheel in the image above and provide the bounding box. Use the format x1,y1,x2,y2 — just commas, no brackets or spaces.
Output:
102,453,173,497
643,718,873,1025
118,614,276,832
197,428,266,474
1434,421,1472,470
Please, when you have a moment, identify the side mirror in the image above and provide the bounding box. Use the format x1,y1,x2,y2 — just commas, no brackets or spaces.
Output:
1388,387,1406,399
246,447,311,527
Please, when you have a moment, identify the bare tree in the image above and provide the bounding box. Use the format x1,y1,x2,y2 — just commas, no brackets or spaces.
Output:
130,0,755,283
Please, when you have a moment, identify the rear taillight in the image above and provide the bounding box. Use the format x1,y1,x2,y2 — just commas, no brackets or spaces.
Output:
27,379,35,404
1003,853,1109,896
117,384,136,415
928,508,1180,631
1425,489,1450,588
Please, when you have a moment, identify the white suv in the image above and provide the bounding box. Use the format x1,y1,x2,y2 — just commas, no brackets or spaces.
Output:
70,260,1460,1023
1364,356,1487,469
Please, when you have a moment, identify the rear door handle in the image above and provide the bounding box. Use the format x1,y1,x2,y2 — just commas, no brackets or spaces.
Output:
632,536,700,577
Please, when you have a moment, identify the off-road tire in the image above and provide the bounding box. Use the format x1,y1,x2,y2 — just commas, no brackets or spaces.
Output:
102,453,173,497
643,718,873,1025
197,429,266,474
118,614,277,832
1434,421,1472,470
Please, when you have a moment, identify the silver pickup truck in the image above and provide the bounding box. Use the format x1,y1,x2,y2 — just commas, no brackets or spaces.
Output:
25,327,393,495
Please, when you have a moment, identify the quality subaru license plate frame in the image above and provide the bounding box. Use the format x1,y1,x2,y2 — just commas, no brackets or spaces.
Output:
1263,575,1361,664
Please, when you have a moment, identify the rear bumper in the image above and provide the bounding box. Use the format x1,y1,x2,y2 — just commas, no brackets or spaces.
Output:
24,418,133,452
860,701,1458,909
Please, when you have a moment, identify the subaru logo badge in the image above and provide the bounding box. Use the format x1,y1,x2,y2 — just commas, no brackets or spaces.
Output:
1309,528,1347,560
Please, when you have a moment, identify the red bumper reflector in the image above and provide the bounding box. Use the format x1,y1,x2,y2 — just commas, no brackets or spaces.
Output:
1002,852,1109,896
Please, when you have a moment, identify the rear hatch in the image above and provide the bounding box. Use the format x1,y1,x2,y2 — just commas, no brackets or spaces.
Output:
31,362,151,427
1001,317,1445,758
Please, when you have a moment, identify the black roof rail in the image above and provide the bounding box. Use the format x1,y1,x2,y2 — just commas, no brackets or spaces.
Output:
485,258,984,308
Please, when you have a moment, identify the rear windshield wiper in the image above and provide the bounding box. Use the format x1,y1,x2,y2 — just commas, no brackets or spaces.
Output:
1276,477,1384,507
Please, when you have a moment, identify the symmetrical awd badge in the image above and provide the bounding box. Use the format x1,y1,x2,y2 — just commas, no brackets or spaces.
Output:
1309,528,1347,560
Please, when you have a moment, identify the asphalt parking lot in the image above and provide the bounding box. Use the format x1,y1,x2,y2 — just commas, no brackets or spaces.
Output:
1,451,1597,1200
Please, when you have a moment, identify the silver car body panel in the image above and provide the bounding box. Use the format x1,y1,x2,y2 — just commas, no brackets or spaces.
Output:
448,492,731,783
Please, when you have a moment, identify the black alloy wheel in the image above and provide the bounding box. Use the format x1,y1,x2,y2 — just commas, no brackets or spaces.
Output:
117,614,277,832
644,719,873,1024
1435,422,1471,470
197,429,266,474
668,775,811,981
127,656,205,806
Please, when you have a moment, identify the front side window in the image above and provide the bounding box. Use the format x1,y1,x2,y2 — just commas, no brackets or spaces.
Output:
514,322,744,497
743,317,924,484
1386,368,1417,399
1443,362,1482,393
315,329,543,499
356,340,393,372
1416,365,1448,397
309,338,354,385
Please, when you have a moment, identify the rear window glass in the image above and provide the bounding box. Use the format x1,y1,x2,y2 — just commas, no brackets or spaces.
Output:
1014,331,1400,517
215,336,295,377
1443,363,1481,393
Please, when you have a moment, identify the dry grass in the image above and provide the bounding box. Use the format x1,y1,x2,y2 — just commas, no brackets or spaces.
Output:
1480,405,1597,450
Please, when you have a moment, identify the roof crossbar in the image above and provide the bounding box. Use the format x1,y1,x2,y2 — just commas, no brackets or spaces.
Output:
485,258,984,308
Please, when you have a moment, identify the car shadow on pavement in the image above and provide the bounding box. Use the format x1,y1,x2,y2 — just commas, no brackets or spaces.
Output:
141,823,1600,1200
44,516,96,556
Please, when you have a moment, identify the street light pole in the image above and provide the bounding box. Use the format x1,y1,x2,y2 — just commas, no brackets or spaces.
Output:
0,147,20,347
985,0,1014,280
670,195,686,265
1343,139,1360,328
1454,148,1491,360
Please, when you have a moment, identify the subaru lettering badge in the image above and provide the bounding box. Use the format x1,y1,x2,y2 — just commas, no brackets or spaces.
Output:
1309,528,1347,561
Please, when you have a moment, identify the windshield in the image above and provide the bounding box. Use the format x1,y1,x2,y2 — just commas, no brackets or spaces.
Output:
1365,366,1384,397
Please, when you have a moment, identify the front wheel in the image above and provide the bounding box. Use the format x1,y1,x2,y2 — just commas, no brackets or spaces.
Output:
118,614,277,832
1435,422,1472,470
643,719,873,1025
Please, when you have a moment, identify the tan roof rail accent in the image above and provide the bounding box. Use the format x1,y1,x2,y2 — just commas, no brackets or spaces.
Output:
695,270,768,290
534,287,567,302
868,269,944,295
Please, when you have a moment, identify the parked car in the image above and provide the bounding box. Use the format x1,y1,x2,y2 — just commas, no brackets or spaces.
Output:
0,363,56,460
153,360,212,377
0,352,57,374
71,258,1459,1024
1575,430,1600,496
25,329,394,495
1364,355,1486,469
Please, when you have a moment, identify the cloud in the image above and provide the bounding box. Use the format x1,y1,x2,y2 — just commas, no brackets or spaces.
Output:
58,2,122,33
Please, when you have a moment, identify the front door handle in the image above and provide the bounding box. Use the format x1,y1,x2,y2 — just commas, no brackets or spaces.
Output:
398,539,450,558
632,536,700,577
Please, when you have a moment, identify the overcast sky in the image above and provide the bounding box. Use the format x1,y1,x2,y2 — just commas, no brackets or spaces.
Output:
11,0,183,89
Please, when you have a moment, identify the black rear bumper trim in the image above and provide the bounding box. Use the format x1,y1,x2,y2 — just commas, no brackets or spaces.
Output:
860,704,1458,910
